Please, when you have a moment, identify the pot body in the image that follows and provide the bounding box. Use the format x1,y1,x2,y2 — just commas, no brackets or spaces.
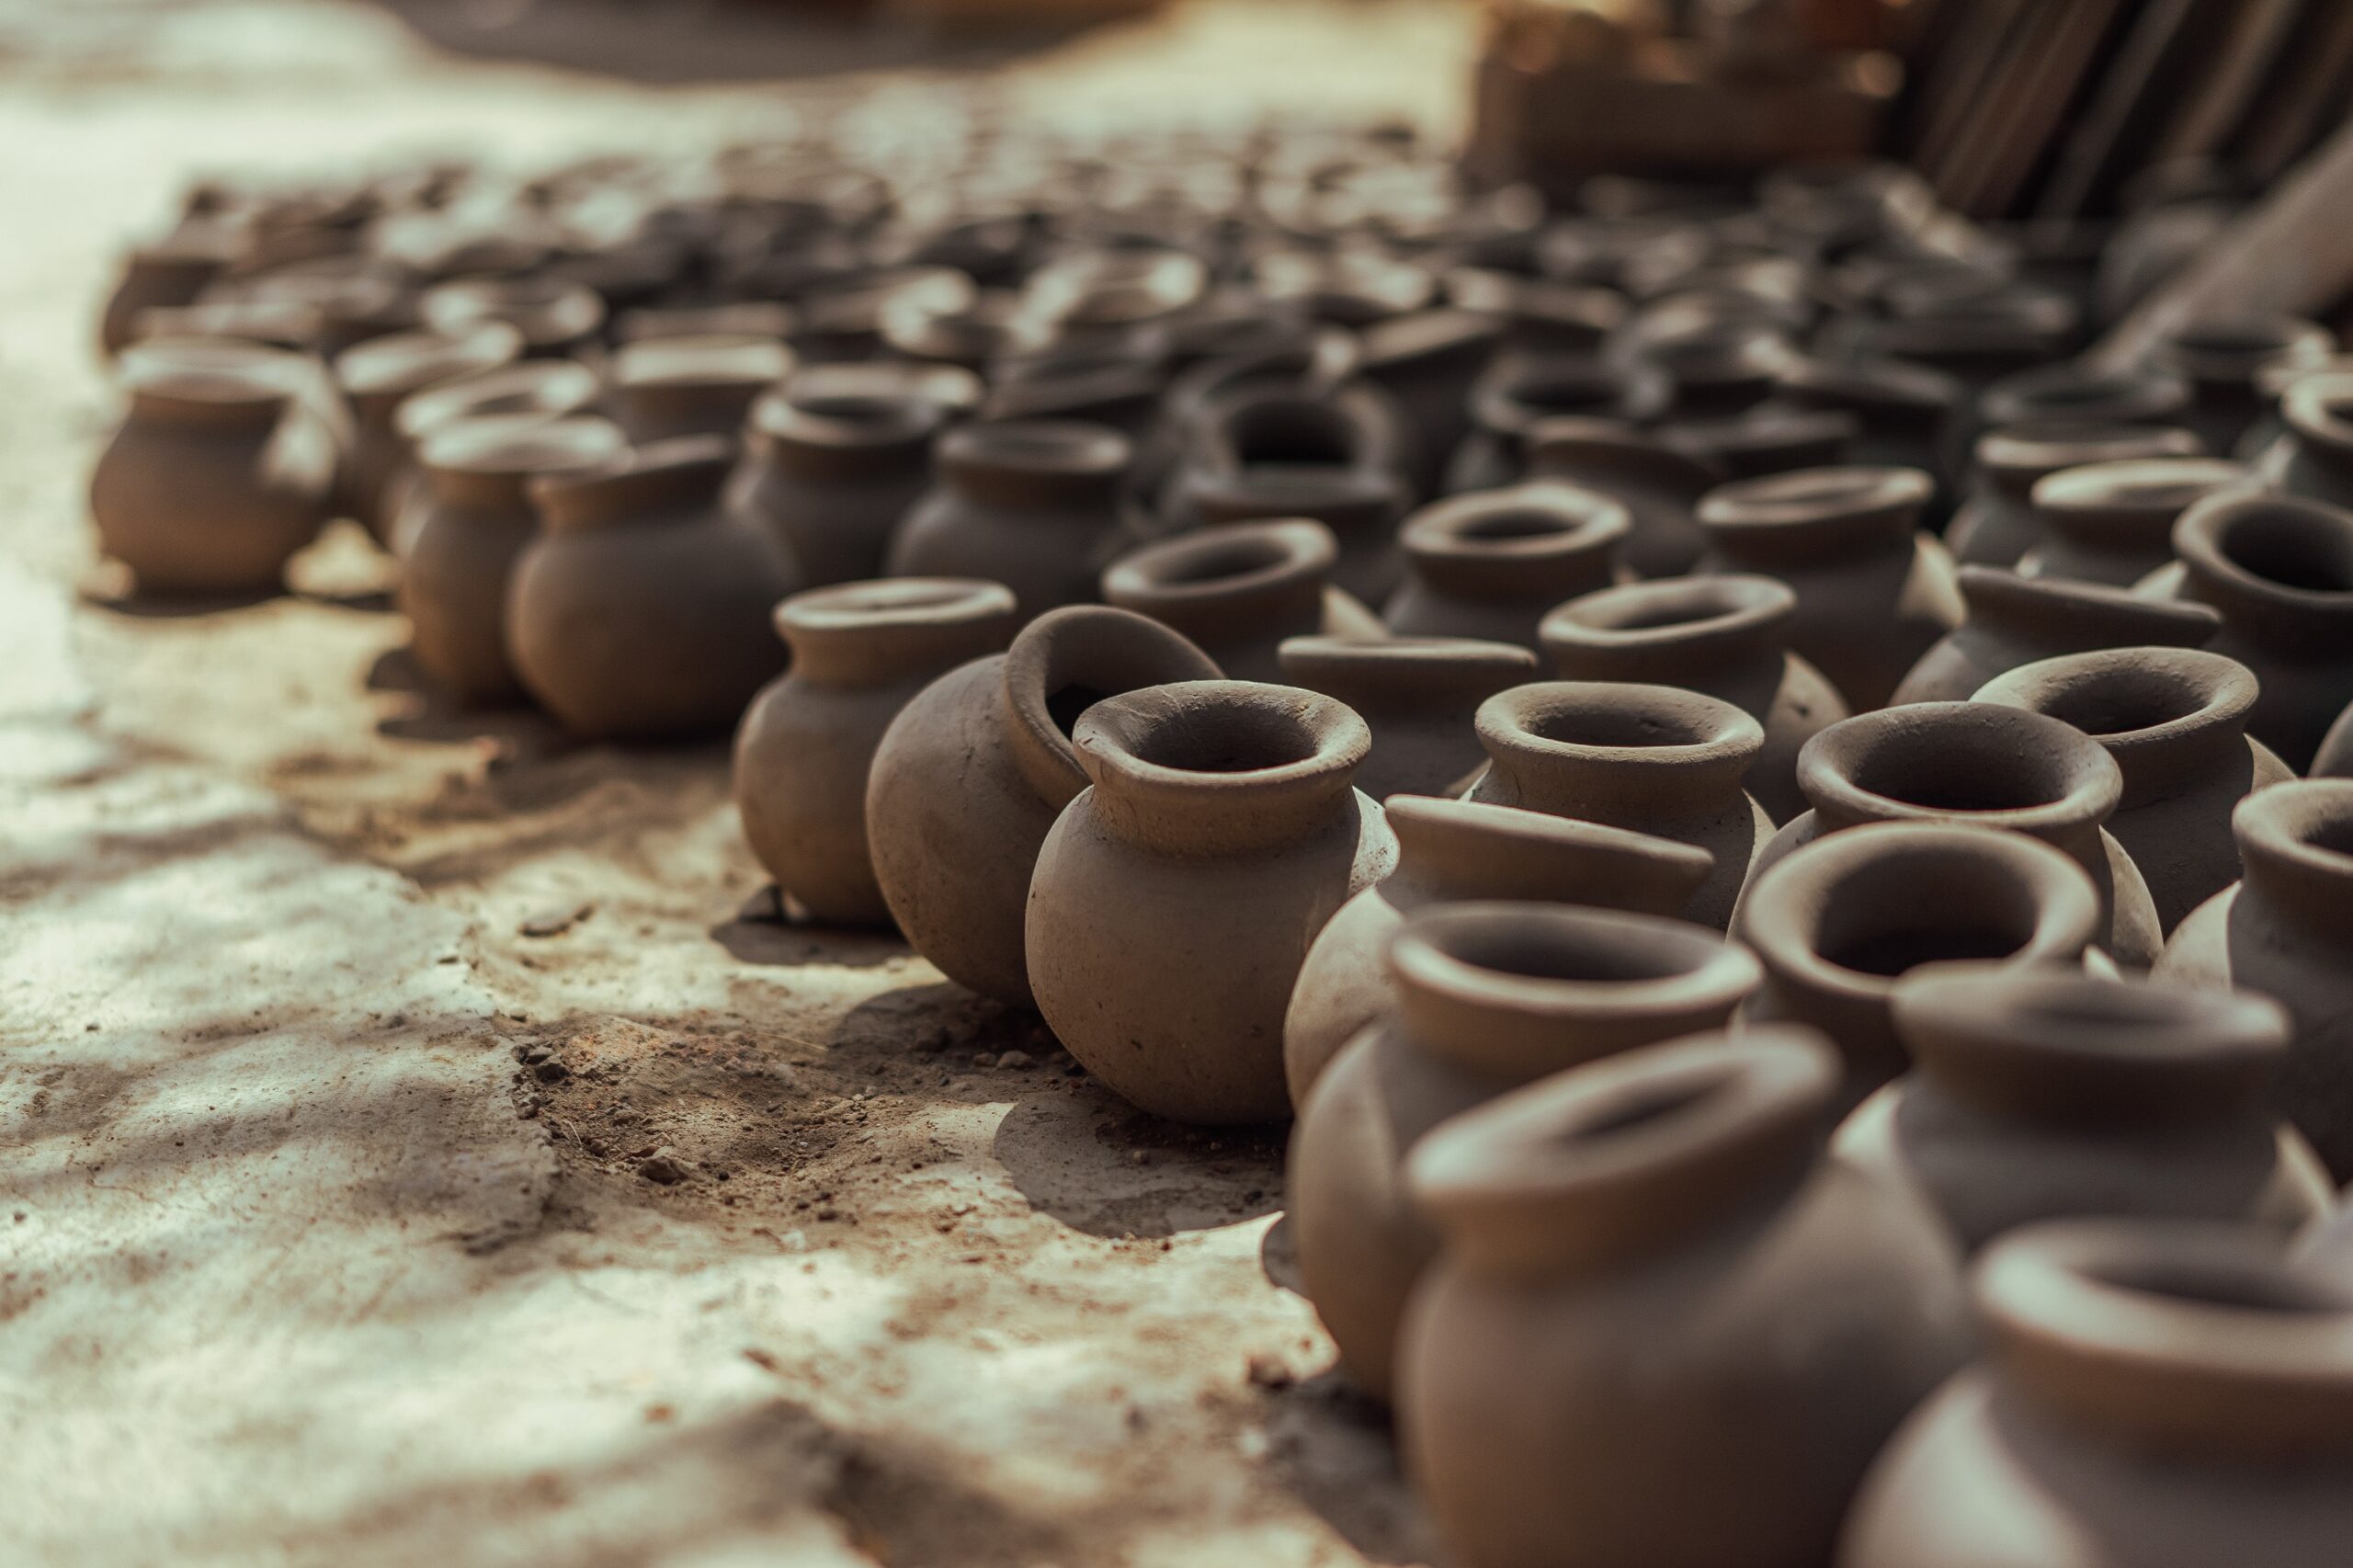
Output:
90,391,335,596
1699,529,1962,713
401,496,534,704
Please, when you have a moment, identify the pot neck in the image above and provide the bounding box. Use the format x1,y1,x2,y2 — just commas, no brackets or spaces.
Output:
1974,649,2258,809
1379,795,1713,916
996,605,1224,808
1540,573,1793,687
2235,781,2353,932
774,578,1018,686
1475,681,1763,824
1799,703,2122,858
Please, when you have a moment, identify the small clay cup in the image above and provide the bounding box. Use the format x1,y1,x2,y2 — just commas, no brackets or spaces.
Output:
888,419,1131,619
1383,482,1631,652
732,385,951,588
2018,457,2252,587
1276,635,1537,801
1524,418,1720,578
1891,564,2220,704
1946,420,2204,569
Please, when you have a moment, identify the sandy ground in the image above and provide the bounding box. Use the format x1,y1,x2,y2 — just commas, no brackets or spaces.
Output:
0,3,1473,1562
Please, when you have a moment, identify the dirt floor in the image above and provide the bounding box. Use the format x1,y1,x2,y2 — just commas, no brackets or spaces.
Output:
0,2,1473,1563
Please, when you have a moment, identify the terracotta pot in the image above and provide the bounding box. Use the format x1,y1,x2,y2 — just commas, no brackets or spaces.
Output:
1383,482,1631,652
2018,458,2252,587
99,223,243,358
888,419,1131,619
607,333,792,445
1464,681,1769,929
1158,381,1412,532
2152,491,2353,770
1737,822,2106,1104
1975,649,2293,933
1276,635,1536,801
735,579,1018,927
1191,465,1410,606
1696,465,1961,711
1282,799,1714,1106
1540,574,1847,824
397,416,626,706
333,324,523,543
420,275,606,359
1947,421,2204,570
1402,1027,1972,1568
1290,903,1759,1399
731,385,950,588
387,359,604,552
1891,564,2220,705
982,345,1165,446
1836,964,2328,1256
1099,520,1383,685
1977,362,2192,444
2153,314,2335,458
2239,352,2353,460
1026,680,1398,1124
90,339,338,596
507,437,798,742
1443,354,1671,494
1661,405,1857,482
2159,781,2353,1178
1771,353,1961,498
1843,1220,2353,1568
1524,418,1720,577
2256,371,2353,511
1358,308,1504,494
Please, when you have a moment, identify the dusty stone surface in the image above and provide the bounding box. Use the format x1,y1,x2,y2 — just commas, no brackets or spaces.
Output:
0,2,1468,1562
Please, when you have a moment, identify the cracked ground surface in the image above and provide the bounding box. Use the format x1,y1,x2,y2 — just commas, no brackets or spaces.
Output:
0,2,1469,1562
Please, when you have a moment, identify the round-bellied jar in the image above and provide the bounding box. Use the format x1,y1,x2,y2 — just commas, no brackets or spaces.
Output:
387,358,603,553
731,383,952,588
1099,520,1385,686
887,419,1131,619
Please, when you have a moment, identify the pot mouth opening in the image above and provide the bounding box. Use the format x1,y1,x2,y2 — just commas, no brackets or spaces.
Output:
1847,742,2075,812
2090,1256,2340,1314
2010,656,2244,740
1816,705,2108,818
1552,574,1788,639
1456,506,1577,542
1522,701,1725,751
1427,920,1708,986
1222,397,1358,466
1123,699,1324,774
1408,484,1628,557
1156,536,1294,586
2213,505,2353,594
1820,922,2026,979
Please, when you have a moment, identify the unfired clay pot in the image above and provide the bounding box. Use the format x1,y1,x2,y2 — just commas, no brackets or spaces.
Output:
2153,314,2335,457
888,419,1131,619
1276,635,1536,801
2018,457,2251,587
866,606,1220,1008
1836,965,2329,1256
1190,465,1409,606
1358,307,1504,494
1290,902,1760,1400
333,323,522,543
1026,681,1398,1124
608,333,792,444
1157,381,1411,532
731,384,951,588
100,223,242,358
1737,823,2105,1104
1891,564,2220,704
2256,370,2353,512
1443,354,1669,494
387,359,603,553
1383,482,1631,652
1524,418,1719,577
1464,681,1770,930
1402,1027,1972,1568
1281,796,1713,1103
2159,780,2353,1179
1099,520,1385,685
1841,1220,2353,1568
1947,417,2202,568
1696,465,1961,711
506,437,798,742
90,339,338,596
1539,574,1847,824
1771,353,1961,495
397,416,626,706
1976,649,2293,933
735,579,1019,927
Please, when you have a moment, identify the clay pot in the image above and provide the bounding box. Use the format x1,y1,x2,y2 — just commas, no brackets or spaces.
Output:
2153,314,2335,457
1771,353,1961,494
1443,268,1627,358
607,333,792,444
1282,799,1714,1106
1835,965,2328,1256
1158,381,1412,532
2153,491,2353,770
1026,680,1398,1124
735,579,1019,927
1947,421,2204,570
396,416,627,706
421,275,606,359
1661,405,1858,481
888,420,1131,619
731,385,951,588
1975,649,2294,933
2241,353,2353,460
2159,781,2353,1178
1737,823,2106,1103
333,324,523,543
388,359,604,552
1842,1220,2353,1568
2256,371,2353,511
983,345,1165,445
1383,482,1631,653
1358,308,1505,494
1891,565,2220,705
507,437,798,742
2018,458,2252,587
1464,682,1770,930
1524,418,1719,578
1540,574,1847,824
1696,465,1962,711
90,339,338,596
1190,465,1410,606
1290,903,1760,1399
794,267,976,364
99,223,243,358
1977,362,2193,443
878,289,1046,372
1444,354,1670,494
1276,636,1536,801
1100,520,1383,685
1401,1027,1972,1568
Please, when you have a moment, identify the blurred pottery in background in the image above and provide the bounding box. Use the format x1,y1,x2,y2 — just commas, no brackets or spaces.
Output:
732,380,955,587
1276,635,1535,801
1524,419,1717,578
1100,519,1383,685
607,333,792,444
333,324,524,544
1891,564,2219,705
1383,481,1629,652
888,419,1131,619
2153,315,2335,458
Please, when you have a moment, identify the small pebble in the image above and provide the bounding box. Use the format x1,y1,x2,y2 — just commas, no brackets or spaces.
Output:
971,1051,997,1069
1246,1354,1294,1391
1131,1150,1151,1167
777,1230,808,1253
638,1149,690,1185
532,1059,570,1084
519,903,593,938
996,1050,1034,1070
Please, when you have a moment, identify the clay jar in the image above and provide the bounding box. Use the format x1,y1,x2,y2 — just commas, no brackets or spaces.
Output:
1026,680,1397,1124
1835,965,2328,1256
388,359,603,553
1976,649,2294,933
887,419,1131,619
507,437,798,742
1099,520,1384,685
100,223,242,358
2018,457,2251,587
1465,682,1769,930
1443,354,1670,494
1290,903,1760,1400
608,334,793,444
1383,482,1631,653
397,416,627,706
1281,797,1713,1103
1695,465,1961,712
1842,1220,2353,1568
1738,823,2105,1104
2154,314,2335,457
1524,418,1719,577
1539,574,1847,824
732,384,951,587
1947,421,2204,570
1189,465,1410,606
1890,564,2220,704
735,579,1019,927
1771,353,1961,494
2256,370,2353,511
421,274,606,359
2159,781,2353,1178
1400,1028,1972,1568
90,339,339,596
1358,308,1506,494
1275,635,1535,801
1157,381,1411,533
333,323,522,543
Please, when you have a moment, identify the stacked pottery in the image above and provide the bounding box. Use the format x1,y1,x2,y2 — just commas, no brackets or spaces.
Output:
867,606,1220,1008
1402,1028,1972,1568
1026,681,1398,1124
2152,314,2335,457
332,323,523,544
1946,421,2205,569
1383,482,1630,652
2016,457,2250,586
731,381,955,587
606,333,792,444
1099,520,1384,685
1891,564,2220,704
1275,635,1536,801
888,419,1131,619
735,579,1019,927
1289,903,1761,1399
1523,419,1719,577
